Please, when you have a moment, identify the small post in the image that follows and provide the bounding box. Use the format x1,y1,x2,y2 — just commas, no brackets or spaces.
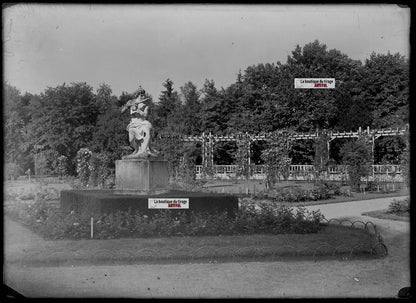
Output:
90,217,94,239
245,187,249,195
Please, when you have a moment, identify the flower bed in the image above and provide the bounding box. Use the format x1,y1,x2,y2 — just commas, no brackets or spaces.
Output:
253,181,348,203
5,197,325,240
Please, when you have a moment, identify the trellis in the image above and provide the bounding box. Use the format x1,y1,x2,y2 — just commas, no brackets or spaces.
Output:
159,125,409,177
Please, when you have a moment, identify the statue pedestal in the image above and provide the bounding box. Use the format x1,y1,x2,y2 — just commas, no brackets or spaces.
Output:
60,158,238,219
115,159,169,192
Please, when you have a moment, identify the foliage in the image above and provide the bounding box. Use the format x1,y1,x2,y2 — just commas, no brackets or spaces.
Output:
177,151,197,185
314,133,330,173
90,86,130,162
4,41,409,177
237,199,325,234
34,149,60,176
387,198,410,214
254,181,342,202
281,41,365,131
89,152,112,188
400,137,410,187
179,81,202,135
153,135,186,179
261,130,294,187
76,148,92,186
26,82,98,175
374,136,406,165
234,133,251,179
5,197,325,239
5,162,23,180
199,79,230,134
340,138,372,191
4,84,32,170
213,141,236,165
153,79,182,131
56,155,68,178
290,140,314,165
361,52,409,128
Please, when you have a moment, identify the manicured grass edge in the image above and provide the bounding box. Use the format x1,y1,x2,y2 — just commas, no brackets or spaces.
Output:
362,210,409,222
5,216,384,266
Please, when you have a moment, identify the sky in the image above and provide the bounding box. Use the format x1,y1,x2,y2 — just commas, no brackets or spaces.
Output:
3,4,410,101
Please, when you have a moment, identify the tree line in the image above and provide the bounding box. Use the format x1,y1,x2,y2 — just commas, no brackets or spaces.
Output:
4,40,409,177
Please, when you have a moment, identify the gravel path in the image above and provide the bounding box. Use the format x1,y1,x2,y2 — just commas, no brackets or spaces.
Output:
4,196,410,298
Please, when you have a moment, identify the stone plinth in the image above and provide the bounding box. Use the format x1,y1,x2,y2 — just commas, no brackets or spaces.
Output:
115,159,169,192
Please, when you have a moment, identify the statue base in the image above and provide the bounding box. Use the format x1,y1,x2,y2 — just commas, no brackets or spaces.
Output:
115,159,169,192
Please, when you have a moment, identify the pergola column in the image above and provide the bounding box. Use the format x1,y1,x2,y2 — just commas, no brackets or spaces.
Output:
327,136,335,161
201,132,214,177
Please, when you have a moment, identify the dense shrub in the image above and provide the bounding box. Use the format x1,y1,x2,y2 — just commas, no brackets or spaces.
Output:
5,197,325,240
5,162,23,180
340,139,372,191
76,148,92,186
4,185,60,203
56,155,69,178
387,198,410,214
253,181,342,203
89,152,113,188
261,130,294,188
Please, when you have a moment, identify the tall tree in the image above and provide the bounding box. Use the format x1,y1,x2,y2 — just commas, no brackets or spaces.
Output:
179,81,201,135
199,79,231,134
90,84,130,162
3,84,32,171
283,40,363,131
360,52,409,128
154,79,181,132
26,82,99,174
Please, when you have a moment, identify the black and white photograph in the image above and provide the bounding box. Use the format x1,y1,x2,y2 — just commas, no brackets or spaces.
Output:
3,3,410,298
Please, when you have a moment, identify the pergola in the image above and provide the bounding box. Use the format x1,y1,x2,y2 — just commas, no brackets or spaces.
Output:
160,125,409,176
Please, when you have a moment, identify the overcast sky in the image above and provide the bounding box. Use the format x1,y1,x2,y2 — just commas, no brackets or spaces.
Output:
3,4,410,100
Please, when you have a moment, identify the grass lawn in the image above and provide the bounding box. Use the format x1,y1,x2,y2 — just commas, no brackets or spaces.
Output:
294,187,409,206
6,218,382,267
4,179,393,266
362,210,409,222
202,179,408,206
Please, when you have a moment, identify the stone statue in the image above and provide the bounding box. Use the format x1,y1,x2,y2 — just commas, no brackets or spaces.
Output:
121,92,158,159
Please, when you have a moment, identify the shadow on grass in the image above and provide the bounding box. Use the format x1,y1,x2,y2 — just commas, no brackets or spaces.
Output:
362,210,409,222
6,219,385,267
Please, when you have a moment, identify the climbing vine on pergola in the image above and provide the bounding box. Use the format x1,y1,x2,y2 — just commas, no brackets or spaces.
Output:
260,130,294,188
158,125,408,179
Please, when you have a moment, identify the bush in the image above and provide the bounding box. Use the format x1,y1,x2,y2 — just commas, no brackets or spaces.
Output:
340,139,372,191
253,182,341,203
387,198,410,214
56,155,69,178
5,197,326,240
76,148,92,186
5,162,23,180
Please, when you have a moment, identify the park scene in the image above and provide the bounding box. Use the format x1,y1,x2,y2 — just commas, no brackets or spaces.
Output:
4,4,410,299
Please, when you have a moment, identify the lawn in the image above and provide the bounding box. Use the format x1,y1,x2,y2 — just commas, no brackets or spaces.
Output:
5,219,382,267
202,179,408,206
3,178,393,265
362,210,409,222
